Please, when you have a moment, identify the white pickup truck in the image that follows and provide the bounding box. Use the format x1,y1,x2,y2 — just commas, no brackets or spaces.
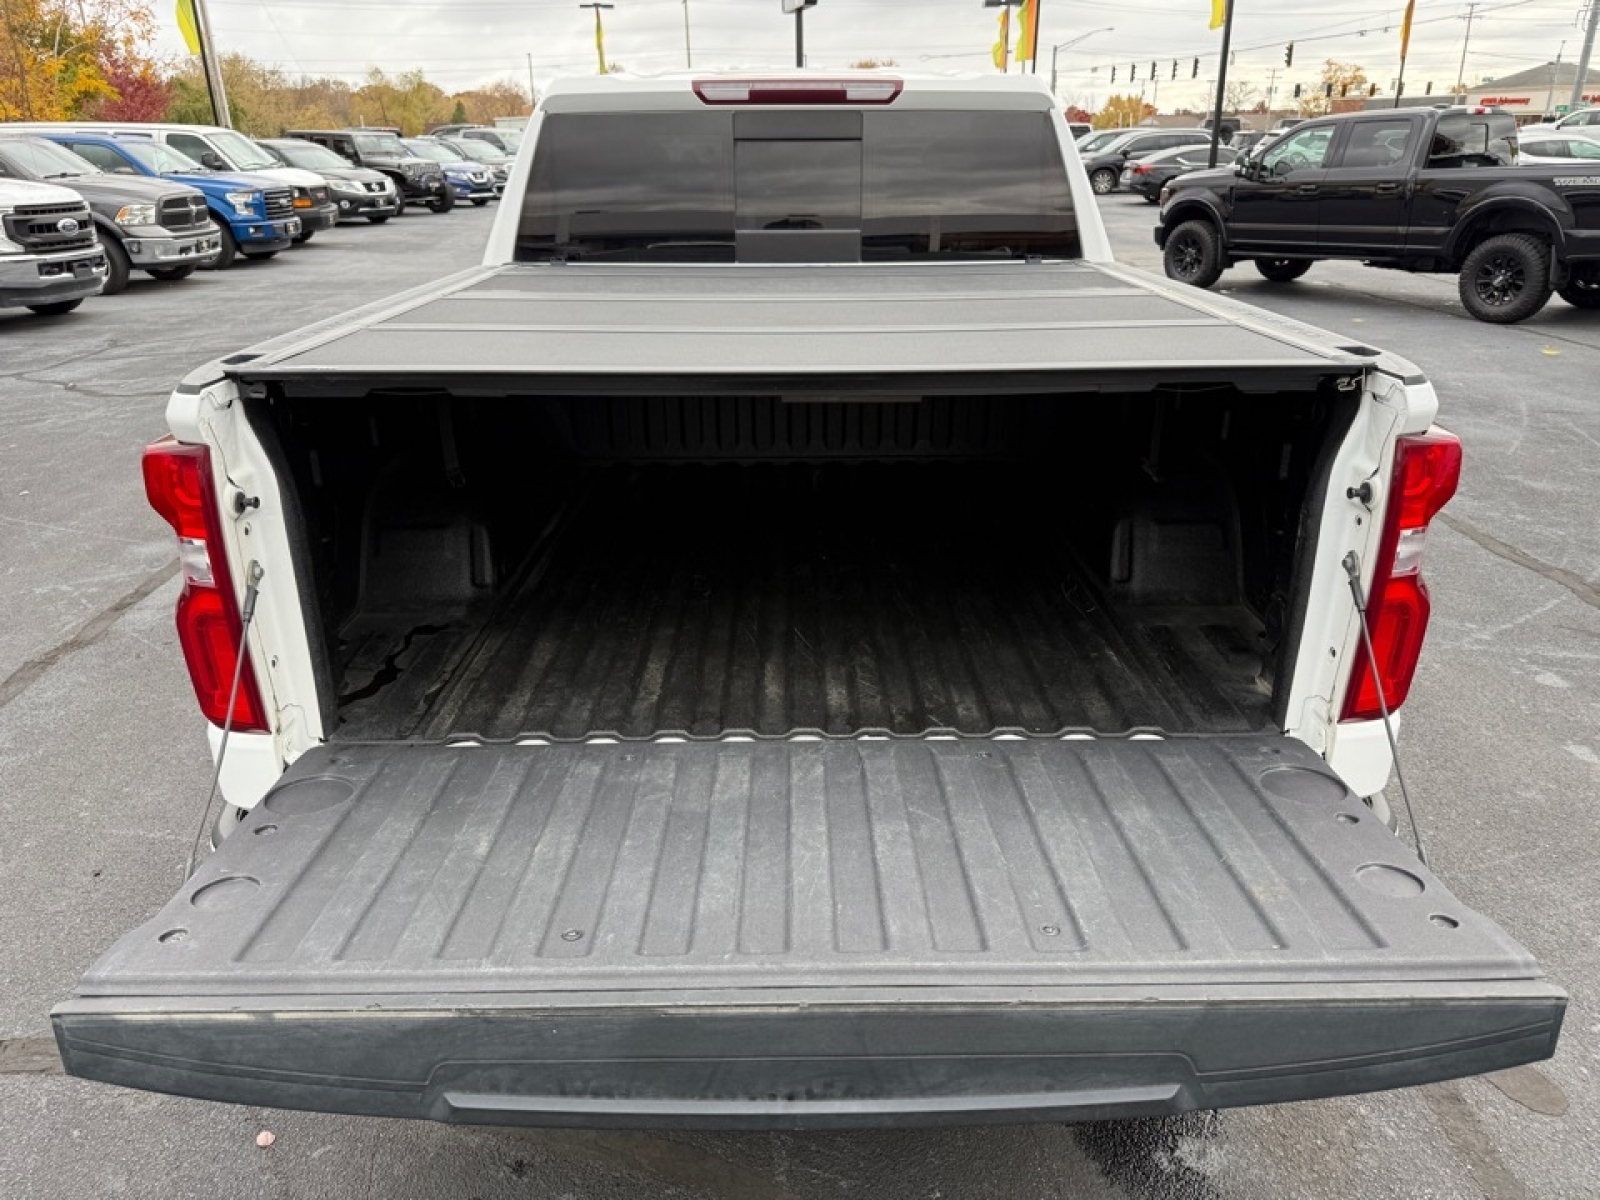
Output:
57,74,1563,1129
0,177,107,316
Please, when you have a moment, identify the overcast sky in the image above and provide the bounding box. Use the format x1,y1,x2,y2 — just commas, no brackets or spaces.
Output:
153,0,1596,111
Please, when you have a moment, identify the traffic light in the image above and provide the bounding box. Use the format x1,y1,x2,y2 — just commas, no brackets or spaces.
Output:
1293,84,1302,99
1425,81,1433,95
1130,63,1137,81
1192,57,1199,78
1151,61,1157,81
1284,42,1294,68
1172,60,1178,81
1111,66,1117,83
1368,83,1378,96
1325,83,1334,98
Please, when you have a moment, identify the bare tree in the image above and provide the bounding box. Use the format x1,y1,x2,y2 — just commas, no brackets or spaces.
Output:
1223,79,1257,114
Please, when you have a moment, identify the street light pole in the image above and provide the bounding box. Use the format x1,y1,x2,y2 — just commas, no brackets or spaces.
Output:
1048,27,1113,95
578,2,614,76
683,0,692,68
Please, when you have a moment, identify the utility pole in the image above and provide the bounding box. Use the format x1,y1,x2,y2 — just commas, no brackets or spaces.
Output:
187,0,232,128
1264,66,1279,116
1456,2,1477,95
1207,0,1236,168
527,53,537,104
1571,0,1599,110
683,0,693,68
579,2,613,75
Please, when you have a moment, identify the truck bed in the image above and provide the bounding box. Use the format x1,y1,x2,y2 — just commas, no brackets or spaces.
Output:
335,464,1273,742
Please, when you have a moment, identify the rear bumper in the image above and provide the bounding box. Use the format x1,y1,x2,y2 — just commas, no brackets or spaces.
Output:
56,982,1564,1129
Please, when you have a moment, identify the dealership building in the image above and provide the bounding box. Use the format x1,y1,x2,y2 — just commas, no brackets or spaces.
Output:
1462,61,1600,121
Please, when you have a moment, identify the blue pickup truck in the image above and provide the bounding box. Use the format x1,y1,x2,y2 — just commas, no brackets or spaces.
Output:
35,133,300,269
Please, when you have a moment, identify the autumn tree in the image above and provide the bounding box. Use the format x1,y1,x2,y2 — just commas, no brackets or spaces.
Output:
353,67,449,135
166,54,355,134
1092,94,1156,130
85,46,170,120
445,80,531,124
1,0,158,120
1299,60,1369,117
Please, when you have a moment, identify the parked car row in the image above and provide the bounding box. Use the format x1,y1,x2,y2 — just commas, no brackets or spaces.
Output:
0,121,517,319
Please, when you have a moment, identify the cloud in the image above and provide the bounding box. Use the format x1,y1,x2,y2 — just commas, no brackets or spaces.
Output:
161,0,1583,107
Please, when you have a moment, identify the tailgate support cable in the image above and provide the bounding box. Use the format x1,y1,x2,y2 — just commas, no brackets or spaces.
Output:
1342,551,1429,866
185,560,265,880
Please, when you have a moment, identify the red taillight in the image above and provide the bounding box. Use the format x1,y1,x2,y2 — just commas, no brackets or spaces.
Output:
1341,428,1462,721
1133,164,1152,175
143,438,269,732
692,78,903,105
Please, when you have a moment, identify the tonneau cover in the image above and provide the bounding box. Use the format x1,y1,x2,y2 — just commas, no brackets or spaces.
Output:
226,261,1377,394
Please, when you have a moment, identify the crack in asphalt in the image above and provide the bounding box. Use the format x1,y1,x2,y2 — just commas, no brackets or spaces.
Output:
1438,512,1600,612
0,560,179,715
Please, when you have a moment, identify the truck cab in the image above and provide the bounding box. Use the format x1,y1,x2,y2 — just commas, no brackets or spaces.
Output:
285,129,454,212
29,133,300,269
0,175,107,315
0,135,217,292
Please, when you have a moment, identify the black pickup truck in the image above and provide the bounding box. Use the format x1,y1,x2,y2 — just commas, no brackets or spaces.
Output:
1156,106,1600,322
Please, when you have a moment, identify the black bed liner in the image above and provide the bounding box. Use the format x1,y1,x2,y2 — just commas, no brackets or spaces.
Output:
336,465,1273,742
56,735,1563,1127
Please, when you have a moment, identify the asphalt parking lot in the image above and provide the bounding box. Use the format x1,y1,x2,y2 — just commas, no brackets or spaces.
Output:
2,194,1597,1199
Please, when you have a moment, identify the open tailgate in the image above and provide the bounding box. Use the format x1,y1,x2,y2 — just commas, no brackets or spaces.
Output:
56,736,1563,1129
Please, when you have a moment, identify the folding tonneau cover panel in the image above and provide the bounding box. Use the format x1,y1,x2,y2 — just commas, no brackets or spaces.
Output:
57,736,1563,1128
225,261,1378,397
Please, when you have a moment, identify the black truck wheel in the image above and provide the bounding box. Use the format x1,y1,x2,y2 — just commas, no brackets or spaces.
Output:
471,198,491,206
1458,233,1552,324
1090,168,1117,195
100,237,131,296
1163,220,1225,289
1255,258,1311,283
206,217,239,270
1557,277,1600,309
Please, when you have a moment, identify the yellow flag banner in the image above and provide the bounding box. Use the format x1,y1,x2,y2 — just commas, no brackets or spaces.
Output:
1400,0,1417,60
1016,0,1039,63
1209,0,1225,31
176,0,201,55
992,6,1009,71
